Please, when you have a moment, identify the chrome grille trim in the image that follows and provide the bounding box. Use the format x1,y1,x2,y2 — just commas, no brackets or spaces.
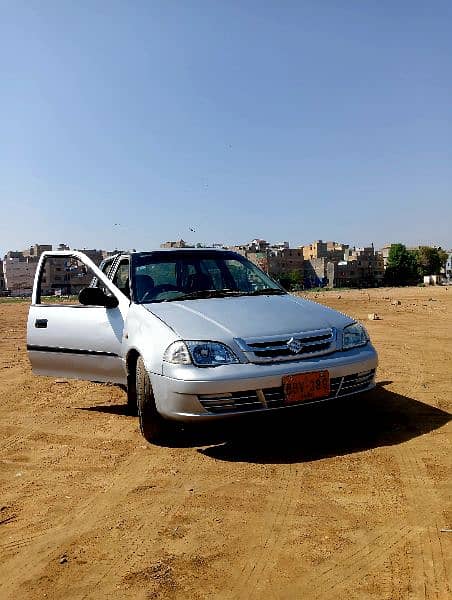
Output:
235,328,337,364
198,369,376,414
199,390,264,413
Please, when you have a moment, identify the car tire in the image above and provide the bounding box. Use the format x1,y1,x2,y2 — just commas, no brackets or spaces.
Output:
136,356,168,443
126,371,138,416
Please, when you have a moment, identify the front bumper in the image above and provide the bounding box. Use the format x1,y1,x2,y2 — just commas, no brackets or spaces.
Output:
150,344,378,421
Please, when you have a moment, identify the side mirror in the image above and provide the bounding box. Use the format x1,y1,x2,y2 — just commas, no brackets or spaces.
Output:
79,287,119,308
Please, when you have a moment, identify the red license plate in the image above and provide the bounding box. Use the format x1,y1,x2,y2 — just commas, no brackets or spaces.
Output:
282,371,330,404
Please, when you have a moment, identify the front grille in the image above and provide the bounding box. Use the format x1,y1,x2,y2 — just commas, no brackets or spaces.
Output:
235,328,336,364
199,390,263,414
263,369,375,408
198,369,375,414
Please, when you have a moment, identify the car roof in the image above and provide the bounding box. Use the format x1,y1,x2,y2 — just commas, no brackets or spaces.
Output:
132,248,235,255
103,248,240,263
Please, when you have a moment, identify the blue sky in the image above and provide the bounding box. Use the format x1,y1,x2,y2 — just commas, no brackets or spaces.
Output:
1,1,451,255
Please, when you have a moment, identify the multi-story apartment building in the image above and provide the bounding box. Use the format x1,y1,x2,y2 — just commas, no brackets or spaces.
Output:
303,257,329,287
350,246,384,282
267,247,304,280
2,244,110,296
325,246,384,288
379,244,392,268
44,249,105,295
302,241,347,287
445,252,452,280
160,240,189,249
326,241,350,261
301,240,350,261
23,244,53,258
229,240,304,282
2,245,53,295
301,242,384,288
74,248,104,266
302,240,328,260
0,261,6,295
242,251,269,273
3,253,40,295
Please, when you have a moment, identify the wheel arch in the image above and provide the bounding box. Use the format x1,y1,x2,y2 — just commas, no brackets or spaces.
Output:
126,348,140,376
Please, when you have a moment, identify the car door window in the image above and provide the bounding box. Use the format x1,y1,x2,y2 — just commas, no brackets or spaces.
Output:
100,258,114,278
111,259,130,299
35,255,107,305
92,257,116,293
28,252,127,384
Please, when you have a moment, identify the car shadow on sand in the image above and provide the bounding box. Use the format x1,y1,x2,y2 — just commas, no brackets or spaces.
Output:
77,404,133,416
187,385,451,463
77,384,450,463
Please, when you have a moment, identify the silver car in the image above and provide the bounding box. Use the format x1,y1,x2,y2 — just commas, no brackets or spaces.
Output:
27,248,378,442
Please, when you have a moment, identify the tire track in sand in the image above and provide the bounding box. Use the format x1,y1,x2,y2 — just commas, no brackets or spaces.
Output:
393,445,451,599
0,446,195,598
74,453,204,600
271,520,412,600
231,462,298,600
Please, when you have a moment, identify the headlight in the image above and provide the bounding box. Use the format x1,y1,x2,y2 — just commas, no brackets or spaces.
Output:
163,341,192,365
163,341,240,367
342,323,369,350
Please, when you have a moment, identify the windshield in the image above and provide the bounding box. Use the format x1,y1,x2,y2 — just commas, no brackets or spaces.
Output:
131,251,286,303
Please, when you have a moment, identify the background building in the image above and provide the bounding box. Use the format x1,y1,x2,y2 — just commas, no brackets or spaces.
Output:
3,251,41,295
74,248,104,266
2,244,111,296
0,261,7,295
302,240,328,260
303,257,329,287
160,239,190,248
325,246,384,288
445,252,452,280
379,244,391,268
228,240,304,283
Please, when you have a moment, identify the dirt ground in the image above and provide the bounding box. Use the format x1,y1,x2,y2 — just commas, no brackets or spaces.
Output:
0,286,451,599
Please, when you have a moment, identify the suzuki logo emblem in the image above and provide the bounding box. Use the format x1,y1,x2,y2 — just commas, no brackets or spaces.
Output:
287,337,303,353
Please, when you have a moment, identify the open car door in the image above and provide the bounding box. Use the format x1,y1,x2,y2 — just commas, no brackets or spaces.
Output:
27,251,129,384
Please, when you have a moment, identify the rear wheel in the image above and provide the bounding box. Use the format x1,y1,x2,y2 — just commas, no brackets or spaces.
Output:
136,356,169,443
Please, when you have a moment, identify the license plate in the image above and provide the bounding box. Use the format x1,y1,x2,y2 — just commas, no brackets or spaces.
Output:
282,371,330,404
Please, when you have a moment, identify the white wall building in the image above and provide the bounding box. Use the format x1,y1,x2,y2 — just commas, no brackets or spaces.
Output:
3,256,39,295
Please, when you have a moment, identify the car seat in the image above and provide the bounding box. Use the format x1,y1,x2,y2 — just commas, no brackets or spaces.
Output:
135,274,155,302
187,272,214,291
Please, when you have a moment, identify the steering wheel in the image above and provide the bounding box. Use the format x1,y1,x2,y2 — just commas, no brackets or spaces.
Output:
153,284,179,294
141,284,180,303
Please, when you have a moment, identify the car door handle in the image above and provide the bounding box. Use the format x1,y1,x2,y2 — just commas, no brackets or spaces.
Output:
35,319,48,329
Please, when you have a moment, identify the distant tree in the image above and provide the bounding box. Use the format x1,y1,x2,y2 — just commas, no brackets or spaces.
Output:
384,244,418,285
415,246,443,276
437,248,449,271
278,270,303,290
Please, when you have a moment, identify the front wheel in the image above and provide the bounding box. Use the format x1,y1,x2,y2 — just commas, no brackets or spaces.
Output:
136,356,169,443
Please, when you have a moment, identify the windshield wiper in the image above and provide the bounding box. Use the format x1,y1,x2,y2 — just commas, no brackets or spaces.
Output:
246,288,286,296
149,288,286,303
170,289,243,301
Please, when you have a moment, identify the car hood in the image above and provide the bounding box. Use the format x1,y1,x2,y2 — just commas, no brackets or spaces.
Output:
143,294,354,340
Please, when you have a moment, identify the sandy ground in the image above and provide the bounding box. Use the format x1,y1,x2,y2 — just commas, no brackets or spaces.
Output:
0,286,451,599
